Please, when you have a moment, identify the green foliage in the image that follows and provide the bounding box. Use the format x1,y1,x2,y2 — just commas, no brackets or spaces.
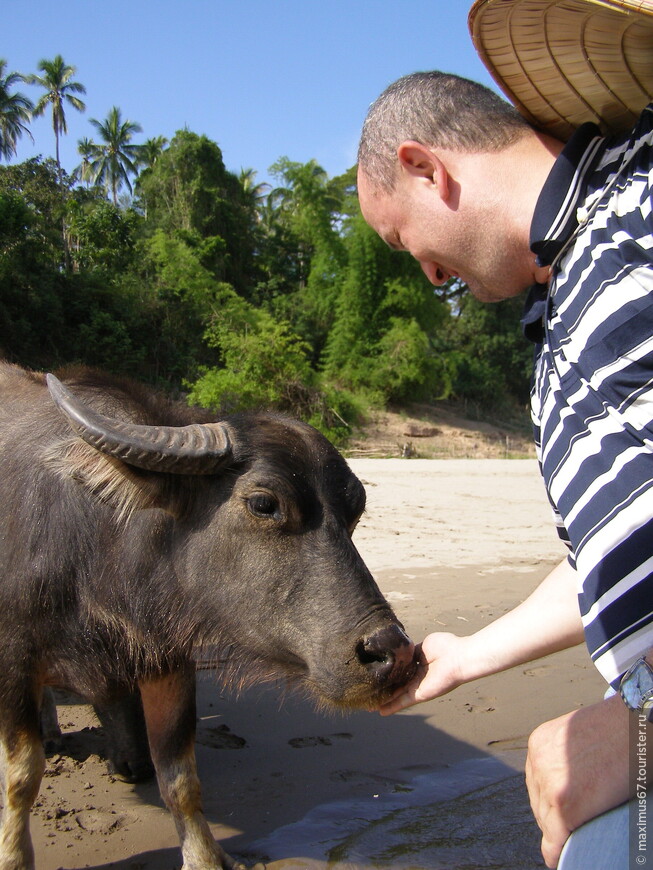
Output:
0,157,67,256
306,382,366,446
62,274,147,374
259,158,346,361
142,229,219,314
67,197,139,272
124,231,225,384
86,106,142,204
323,212,451,403
0,181,65,363
0,60,33,161
188,288,314,413
136,130,256,294
323,213,388,379
28,55,86,173
373,317,444,403
433,294,533,408
0,160,147,375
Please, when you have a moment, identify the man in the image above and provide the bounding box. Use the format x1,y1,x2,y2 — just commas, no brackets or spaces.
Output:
357,1,653,867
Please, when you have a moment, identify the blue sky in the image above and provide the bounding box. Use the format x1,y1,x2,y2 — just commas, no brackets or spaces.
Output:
5,0,498,187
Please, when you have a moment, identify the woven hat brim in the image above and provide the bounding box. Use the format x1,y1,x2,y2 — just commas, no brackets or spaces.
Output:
469,0,653,140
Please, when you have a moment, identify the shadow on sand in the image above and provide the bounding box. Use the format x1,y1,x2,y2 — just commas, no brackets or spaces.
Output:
46,671,542,870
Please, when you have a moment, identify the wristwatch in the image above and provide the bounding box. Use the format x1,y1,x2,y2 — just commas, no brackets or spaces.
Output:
619,657,653,722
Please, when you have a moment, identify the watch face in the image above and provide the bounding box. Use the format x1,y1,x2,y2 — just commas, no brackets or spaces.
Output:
622,659,653,713
623,678,642,709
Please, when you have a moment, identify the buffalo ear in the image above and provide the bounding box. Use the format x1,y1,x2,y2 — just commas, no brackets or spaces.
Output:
44,438,172,521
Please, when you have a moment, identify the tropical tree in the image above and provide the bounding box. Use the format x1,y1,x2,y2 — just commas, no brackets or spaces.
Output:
73,136,94,186
28,55,86,178
238,167,269,218
323,210,450,402
87,106,142,204
0,60,33,161
267,158,341,279
259,158,346,360
135,135,168,172
0,157,68,266
136,130,256,292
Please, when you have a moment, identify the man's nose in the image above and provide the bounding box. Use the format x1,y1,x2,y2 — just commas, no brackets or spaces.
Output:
420,261,449,286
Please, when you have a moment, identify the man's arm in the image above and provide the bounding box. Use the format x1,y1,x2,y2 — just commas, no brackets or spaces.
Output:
380,556,584,715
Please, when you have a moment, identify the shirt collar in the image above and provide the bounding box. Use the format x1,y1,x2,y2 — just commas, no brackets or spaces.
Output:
529,122,604,267
521,282,549,345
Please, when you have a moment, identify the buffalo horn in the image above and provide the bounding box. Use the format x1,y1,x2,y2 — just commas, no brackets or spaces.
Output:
46,374,232,474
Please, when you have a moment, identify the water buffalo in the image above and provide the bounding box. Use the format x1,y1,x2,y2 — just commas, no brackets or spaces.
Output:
0,362,416,870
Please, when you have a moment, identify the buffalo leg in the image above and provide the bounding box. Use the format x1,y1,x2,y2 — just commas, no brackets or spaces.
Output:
93,687,154,782
39,687,63,754
0,690,45,870
139,668,242,870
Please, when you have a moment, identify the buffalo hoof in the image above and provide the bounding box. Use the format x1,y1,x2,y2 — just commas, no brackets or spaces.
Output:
107,755,156,783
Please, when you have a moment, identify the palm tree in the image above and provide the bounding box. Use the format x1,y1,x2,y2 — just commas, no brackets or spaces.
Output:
0,59,33,161
87,106,142,204
28,55,86,178
238,167,270,221
135,135,168,172
73,136,95,186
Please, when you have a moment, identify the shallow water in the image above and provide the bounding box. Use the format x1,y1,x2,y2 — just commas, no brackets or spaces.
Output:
249,755,543,869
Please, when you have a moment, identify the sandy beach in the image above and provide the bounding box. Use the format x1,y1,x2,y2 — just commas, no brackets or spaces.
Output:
25,459,606,869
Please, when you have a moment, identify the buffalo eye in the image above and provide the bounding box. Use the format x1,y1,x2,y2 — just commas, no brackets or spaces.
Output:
247,492,281,520
348,515,361,537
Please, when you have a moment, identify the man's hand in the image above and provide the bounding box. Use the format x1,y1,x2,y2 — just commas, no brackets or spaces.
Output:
525,694,632,868
379,559,584,717
379,632,467,715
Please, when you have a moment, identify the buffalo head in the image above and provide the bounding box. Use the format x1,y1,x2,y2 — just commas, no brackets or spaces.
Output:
46,373,417,709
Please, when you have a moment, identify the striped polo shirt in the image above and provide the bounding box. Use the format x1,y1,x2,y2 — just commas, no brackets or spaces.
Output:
525,103,653,688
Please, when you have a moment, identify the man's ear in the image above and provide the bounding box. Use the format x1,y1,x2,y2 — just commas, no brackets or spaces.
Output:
397,141,450,201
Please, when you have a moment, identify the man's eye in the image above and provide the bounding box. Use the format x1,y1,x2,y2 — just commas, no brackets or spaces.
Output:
247,493,279,518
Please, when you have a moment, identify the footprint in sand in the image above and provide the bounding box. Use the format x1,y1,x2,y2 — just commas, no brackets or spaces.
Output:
288,732,353,748
75,809,133,834
196,724,247,749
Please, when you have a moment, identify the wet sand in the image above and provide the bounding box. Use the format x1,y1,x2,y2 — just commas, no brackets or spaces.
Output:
26,459,605,868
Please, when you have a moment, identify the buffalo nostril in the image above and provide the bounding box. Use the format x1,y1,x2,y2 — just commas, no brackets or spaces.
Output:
356,623,416,682
356,639,394,672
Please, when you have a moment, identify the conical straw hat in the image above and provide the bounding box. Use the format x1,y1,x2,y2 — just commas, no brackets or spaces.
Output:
469,0,653,139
